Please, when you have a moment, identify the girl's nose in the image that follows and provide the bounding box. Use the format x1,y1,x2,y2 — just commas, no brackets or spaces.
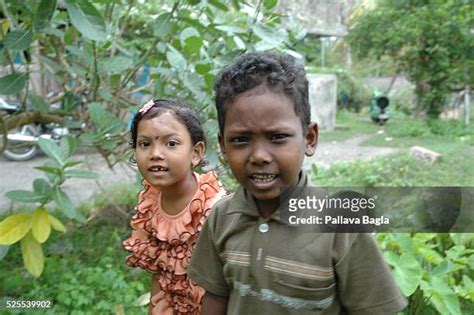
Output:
150,145,164,160
249,143,272,165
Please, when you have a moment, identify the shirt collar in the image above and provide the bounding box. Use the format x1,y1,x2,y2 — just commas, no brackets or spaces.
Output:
226,171,310,222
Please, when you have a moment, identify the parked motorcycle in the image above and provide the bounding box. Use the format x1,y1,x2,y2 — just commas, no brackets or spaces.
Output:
0,97,81,161
369,91,390,125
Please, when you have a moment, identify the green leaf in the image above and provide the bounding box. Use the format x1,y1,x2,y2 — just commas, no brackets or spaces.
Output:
48,214,67,233
208,0,228,11
52,187,76,219
166,45,187,71
31,208,51,244
0,73,28,94
37,137,64,165
64,169,99,179
21,232,44,277
184,37,203,55
154,13,173,38
65,45,92,64
98,56,133,74
88,102,123,133
231,0,240,10
0,213,33,245
134,292,151,307
65,0,107,41
422,277,462,315
180,27,200,43
33,165,62,175
36,54,65,72
252,23,288,48
393,253,423,296
59,136,78,160
64,161,83,168
5,190,45,203
233,35,246,50
33,0,57,32
61,91,81,112
33,178,52,197
28,94,49,113
3,30,33,51
263,0,278,10
214,25,245,34
195,63,211,75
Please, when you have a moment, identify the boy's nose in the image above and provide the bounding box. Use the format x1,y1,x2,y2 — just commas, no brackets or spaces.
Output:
249,144,272,165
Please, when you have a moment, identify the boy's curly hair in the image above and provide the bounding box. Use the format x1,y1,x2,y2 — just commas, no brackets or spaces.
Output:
213,51,310,134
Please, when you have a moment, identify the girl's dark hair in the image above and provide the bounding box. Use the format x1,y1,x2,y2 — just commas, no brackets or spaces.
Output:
129,99,207,165
214,51,310,134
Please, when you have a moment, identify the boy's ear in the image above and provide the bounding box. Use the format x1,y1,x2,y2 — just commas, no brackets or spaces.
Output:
192,141,205,167
305,122,318,157
218,133,228,162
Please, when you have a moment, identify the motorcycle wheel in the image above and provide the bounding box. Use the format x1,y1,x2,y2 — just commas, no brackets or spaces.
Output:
2,124,39,161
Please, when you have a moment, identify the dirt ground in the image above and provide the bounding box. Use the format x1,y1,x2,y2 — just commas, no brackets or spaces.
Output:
304,134,399,169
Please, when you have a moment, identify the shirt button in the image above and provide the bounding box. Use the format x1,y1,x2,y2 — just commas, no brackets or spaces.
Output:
259,223,269,233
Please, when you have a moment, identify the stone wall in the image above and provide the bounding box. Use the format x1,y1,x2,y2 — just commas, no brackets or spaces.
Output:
307,74,337,130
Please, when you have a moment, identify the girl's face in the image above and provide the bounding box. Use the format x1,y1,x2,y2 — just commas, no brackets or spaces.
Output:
135,111,204,191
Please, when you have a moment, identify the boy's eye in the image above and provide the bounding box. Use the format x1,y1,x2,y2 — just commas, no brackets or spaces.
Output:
229,136,249,144
167,140,179,147
138,141,149,148
271,134,289,141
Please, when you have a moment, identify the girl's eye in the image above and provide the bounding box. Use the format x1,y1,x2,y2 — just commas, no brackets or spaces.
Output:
167,140,179,147
230,136,249,144
271,134,289,141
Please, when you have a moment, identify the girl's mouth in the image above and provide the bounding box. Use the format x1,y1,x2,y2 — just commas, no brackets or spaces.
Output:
149,166,168,172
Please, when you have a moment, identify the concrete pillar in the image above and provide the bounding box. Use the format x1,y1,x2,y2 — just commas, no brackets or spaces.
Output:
307,73,337,130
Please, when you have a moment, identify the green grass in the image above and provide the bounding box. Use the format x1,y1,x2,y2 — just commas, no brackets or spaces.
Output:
319,110,381,142
362,116,474,148
312,150,474,187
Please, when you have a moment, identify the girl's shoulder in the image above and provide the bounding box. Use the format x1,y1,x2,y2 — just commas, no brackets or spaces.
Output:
195,171,228,200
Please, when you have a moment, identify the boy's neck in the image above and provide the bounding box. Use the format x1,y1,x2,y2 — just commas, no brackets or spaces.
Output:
255,198,280,218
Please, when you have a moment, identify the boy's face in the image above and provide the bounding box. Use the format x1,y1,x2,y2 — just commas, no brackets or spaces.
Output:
219,84,318,209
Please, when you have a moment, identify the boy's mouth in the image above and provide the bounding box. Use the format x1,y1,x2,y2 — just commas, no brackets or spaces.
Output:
250,173,278,183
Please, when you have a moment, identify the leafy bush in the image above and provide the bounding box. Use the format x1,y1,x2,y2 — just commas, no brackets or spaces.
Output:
427,119,474,137
311,154,420,187
391,87,417,116
0,220,149,314
387,120,430,138
377,233,474,315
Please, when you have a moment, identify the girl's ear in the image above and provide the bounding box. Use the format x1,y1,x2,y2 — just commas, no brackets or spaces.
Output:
191,141,206,167
305,122,318,157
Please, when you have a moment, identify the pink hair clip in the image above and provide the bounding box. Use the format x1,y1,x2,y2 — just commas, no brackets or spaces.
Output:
139,100,155,115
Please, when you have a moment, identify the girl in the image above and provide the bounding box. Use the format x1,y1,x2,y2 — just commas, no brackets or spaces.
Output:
123,99,227,314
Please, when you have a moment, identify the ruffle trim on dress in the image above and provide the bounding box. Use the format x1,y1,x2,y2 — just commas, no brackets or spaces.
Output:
123,171,225,276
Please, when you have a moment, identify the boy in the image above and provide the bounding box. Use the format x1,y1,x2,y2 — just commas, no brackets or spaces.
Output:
188,52,407,314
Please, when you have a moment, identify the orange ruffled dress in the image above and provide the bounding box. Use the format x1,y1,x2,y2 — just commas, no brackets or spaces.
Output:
123,171,227,314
